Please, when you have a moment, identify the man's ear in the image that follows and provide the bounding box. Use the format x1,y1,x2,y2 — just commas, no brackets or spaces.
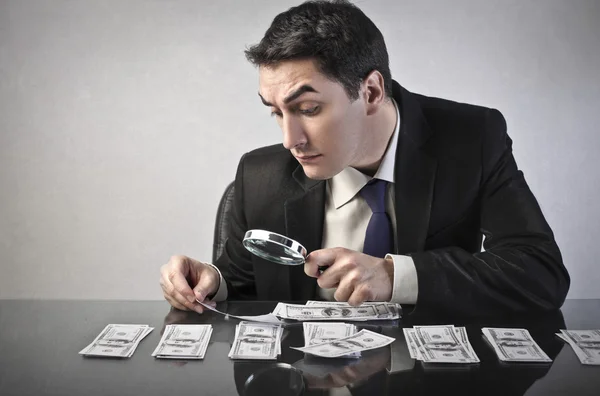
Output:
362,70,386,116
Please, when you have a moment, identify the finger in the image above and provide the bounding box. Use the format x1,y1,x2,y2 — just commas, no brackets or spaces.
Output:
317,258,355,289
193,266,219,302
342,366,360,381
348,285,372,306
304,248,341,278
164,278,203,313
202,299,217,308
168,266,196,304
173,289,202,312
329,372,351,387
333,275,356,302
164,293,189,311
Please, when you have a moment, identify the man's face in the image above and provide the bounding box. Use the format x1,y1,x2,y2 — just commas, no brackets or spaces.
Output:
258,59,368,180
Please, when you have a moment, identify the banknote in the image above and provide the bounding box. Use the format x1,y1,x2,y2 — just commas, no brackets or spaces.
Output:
558,329,600,365
292,329,395,358
79,324,153,358
454,326,478,360
273,302,396,321
403,327,475,361
305,301,401,319
482,327,551,362
152,324,212,359
228,321,283,360
403,328,421,360
303,322,360,358
411,325,480,363
198,300,283,324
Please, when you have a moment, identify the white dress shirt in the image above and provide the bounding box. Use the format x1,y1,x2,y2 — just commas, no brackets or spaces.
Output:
209,99,418,304
317,99,418,304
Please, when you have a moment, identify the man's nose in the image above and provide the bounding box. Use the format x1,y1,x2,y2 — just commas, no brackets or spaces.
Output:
282,116,307,150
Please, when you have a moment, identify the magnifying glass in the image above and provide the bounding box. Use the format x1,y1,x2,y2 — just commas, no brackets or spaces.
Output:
243,363,305,396
243,229,327,273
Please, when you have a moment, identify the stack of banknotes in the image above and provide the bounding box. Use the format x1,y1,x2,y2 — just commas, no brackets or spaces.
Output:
403,325,480,363
228,321,283,360
303,322,360,358
482,327,552,363
556,329,600,365
151,324,213,359
79,324,153,358
272,301,401,321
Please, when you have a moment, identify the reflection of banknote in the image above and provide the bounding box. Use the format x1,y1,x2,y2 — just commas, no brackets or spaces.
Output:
273,302,395,321
228,321,283,360
412,325,479,363
292,329,395,358
79,324,153,358
482,327,551,362
558,329,600,365
151,324,212,359
303,322,360,358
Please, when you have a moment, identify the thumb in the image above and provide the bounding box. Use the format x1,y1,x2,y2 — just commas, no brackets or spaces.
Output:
305,248,339,277
193,265,219,302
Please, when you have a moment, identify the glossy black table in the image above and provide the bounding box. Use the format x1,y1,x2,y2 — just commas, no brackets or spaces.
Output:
0,299,598,396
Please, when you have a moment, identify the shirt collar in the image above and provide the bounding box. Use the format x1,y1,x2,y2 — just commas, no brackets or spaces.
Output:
329,98,400,209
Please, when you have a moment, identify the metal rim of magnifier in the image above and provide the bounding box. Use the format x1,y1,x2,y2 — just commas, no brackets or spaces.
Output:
242,229,307,265
243,363,305,396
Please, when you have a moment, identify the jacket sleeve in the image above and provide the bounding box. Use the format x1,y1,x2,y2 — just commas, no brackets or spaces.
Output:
213,153,258,300
410,109,570,316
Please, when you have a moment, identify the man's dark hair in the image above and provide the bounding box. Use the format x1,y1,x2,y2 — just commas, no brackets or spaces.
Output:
245,0,392,101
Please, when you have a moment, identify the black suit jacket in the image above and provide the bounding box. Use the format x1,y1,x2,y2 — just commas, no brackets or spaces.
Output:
215,81,570,316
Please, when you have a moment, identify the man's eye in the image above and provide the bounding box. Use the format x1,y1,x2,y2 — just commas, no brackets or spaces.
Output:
270,110,283,118
300,106,319,115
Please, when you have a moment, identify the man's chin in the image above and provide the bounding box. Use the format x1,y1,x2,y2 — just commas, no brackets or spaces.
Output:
302,166,335,181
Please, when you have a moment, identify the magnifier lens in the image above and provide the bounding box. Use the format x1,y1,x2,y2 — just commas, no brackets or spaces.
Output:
243,230,307,266
243,363,305,396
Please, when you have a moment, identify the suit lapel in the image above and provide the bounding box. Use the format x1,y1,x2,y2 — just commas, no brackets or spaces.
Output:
283,167,325,300
393,83,437,254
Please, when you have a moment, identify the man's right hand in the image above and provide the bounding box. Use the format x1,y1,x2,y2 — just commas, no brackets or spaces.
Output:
160,255,220,314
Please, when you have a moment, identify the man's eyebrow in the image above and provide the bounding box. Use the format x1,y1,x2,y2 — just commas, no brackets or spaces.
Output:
258,85,319,107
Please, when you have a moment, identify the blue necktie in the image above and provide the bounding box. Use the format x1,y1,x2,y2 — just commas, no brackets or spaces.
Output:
360,179,393,258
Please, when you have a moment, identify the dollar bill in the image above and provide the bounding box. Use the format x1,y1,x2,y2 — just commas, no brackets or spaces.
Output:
292,329,395,358
273,302,396,321
454,326,478,360
403,328,421,360
79,324,153,358
303,322,360,358
228,321,283,360
558,329,600,365
411,325,480,363
151,324,212,359
305,301,401,319
482,327,551,362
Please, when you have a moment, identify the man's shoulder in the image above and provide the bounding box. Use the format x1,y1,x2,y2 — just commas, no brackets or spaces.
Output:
412,91,501,121
245,143,290,159
399,88,509,163
241,143,294,166
409,91,507,148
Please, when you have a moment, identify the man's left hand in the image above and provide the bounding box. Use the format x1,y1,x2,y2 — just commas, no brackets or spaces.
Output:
304,247,394,306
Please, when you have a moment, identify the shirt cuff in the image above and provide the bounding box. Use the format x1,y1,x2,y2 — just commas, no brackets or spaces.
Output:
385,254,418,305
204,263,228,302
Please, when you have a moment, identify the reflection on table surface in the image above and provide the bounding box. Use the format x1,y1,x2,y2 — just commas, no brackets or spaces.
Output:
0,299,599,396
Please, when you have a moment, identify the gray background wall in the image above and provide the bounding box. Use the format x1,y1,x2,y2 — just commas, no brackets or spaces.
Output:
1,0,598,300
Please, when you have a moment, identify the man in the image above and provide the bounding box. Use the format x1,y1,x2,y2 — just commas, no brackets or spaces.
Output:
160,0,570,316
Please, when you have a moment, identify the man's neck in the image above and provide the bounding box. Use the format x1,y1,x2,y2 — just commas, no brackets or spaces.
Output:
353,99,398,177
